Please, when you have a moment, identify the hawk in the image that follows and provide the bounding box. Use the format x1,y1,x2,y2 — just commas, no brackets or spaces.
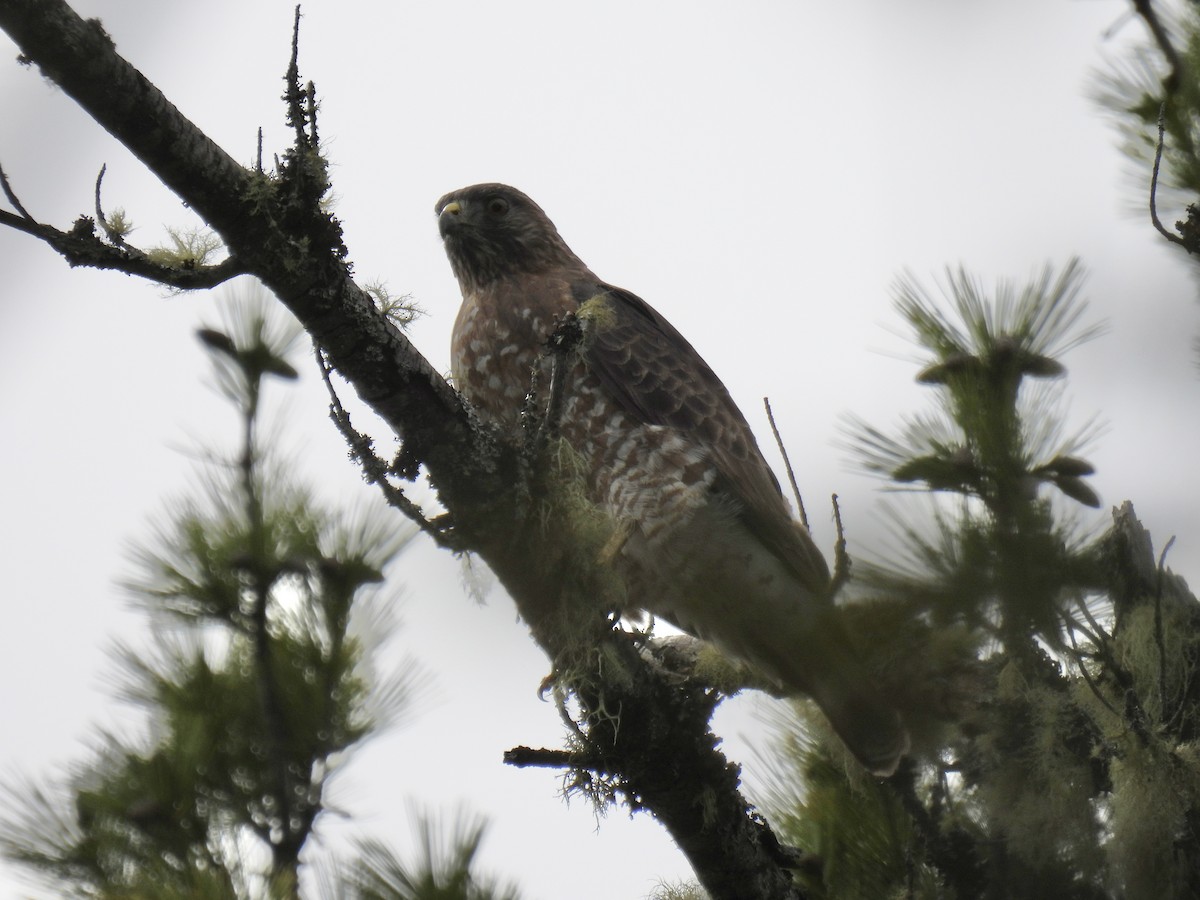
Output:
437,183,908,776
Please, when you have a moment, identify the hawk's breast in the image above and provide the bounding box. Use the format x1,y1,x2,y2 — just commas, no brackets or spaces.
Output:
451,277,561,429
451,276,719,547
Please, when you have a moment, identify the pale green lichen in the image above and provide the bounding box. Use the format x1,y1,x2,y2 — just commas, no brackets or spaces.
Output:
528,437,629,625
362,279,422,328
577,294,617,331
1108,740,1200,899
104,207,133,239
975,670,1104,877
519,438,632,735
1111,601,1200,729
688,643,766,696
145,226,223,268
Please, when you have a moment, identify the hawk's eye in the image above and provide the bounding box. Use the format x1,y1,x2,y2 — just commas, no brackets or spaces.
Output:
486,196,509,216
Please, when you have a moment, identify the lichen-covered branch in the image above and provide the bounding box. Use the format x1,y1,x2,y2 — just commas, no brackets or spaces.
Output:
0,184,246,288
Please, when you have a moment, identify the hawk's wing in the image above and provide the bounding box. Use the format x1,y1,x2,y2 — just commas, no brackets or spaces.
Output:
571,282,831,595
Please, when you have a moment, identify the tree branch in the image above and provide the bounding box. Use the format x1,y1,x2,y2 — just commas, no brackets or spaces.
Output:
503,745,603,770
0,168,246,289
763,396,809,530
1150,103,1189,249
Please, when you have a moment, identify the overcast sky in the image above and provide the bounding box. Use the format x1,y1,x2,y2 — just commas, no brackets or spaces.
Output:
3,1,1198,897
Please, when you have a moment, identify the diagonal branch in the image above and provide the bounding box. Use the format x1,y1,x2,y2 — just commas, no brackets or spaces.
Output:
763,396,809,529
0,0,481,513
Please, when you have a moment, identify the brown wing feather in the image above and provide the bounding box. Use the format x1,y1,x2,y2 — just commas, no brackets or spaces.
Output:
572,282,831,594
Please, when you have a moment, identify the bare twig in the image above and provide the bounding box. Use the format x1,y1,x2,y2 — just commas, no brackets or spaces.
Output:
1102,7,1137,41
93,164,125,246
1077,595,1111,644
537,311,582,449
0,162,33,220
763,397,809,529
829,493,850,597
1060,608,1104,648
1075,595,1154,745
284,6,307,144
518,349,545,445
1150,103,1187,247
516,310,584,503
305,81,319,148
1065,622,1122,722
315,346,458,550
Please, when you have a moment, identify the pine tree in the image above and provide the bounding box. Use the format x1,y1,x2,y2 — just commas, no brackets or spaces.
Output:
758,262,1200,899
0,291,520,900
747,7,1200,894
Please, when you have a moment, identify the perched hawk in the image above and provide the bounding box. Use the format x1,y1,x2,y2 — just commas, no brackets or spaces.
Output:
437,183,908,776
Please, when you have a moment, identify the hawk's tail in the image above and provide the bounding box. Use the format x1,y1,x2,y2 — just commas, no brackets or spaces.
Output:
811,671,910,778
789,610,911,778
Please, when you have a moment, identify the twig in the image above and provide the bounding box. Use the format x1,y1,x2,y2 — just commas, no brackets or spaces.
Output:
515,310,585,506
1151,103,1187,247
93,164,153,258
554,687,591,745
93,164,124,245
0,204,245,288
1065,621,1122,722
4,160,244,287
1077,594,1111,643
284,6,307,144
503,745,604,771
518,346,545,444
1075,596,1154,744
1102,7,1136,41
537,312,583,449
1060,609,1104,648
315,346,458,549
0,162,33,220
829,493,851,598
763,397,809,529
305,81,319,148
1154,534,1176,720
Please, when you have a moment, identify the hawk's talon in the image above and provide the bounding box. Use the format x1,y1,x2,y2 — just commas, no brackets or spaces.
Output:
537,670,559,701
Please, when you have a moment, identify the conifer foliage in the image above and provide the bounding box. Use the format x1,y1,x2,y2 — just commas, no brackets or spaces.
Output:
0,294,516,899
760,263,1200,900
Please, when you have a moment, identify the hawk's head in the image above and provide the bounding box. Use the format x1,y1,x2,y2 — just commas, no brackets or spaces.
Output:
436,183,581,292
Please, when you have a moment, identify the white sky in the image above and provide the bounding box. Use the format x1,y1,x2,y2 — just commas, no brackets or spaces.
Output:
2,1,1198,897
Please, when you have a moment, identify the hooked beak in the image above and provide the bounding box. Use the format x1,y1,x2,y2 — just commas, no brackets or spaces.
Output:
437,200,464,238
